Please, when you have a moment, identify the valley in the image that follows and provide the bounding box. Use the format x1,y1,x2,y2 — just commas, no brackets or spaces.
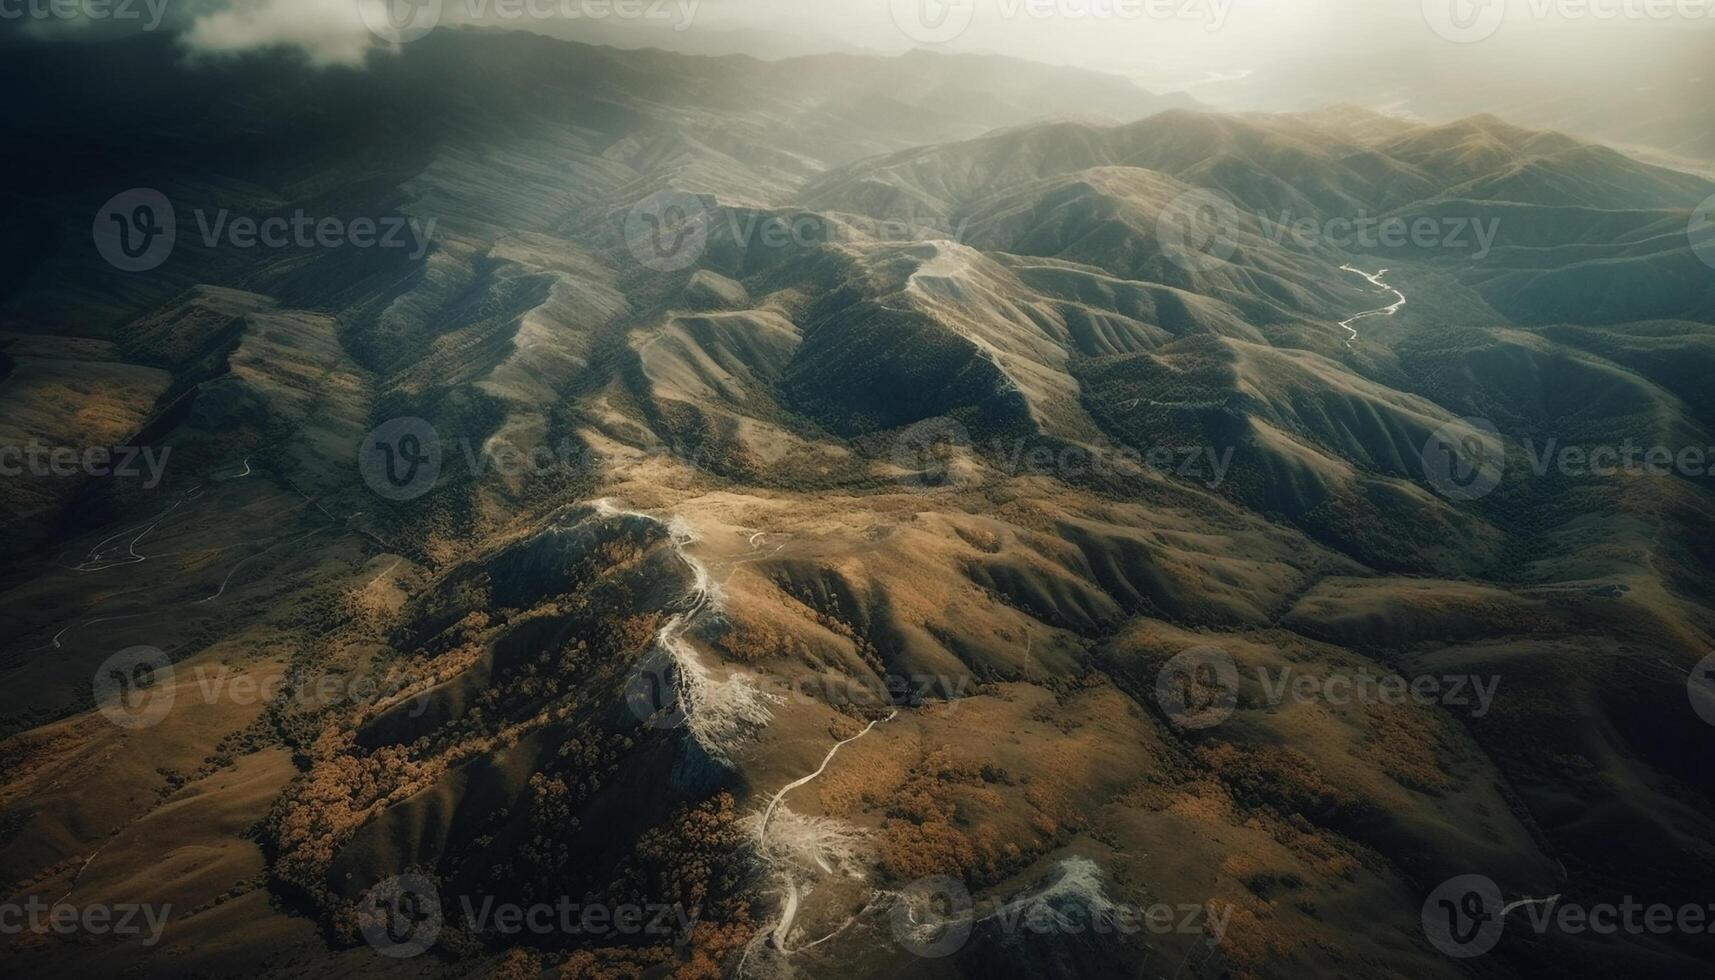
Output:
2,25,1714,980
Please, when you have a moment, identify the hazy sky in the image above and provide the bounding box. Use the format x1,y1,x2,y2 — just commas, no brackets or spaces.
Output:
10,0,1713,77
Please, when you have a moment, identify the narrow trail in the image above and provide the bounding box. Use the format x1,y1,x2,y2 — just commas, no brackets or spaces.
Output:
594,501,850,980
33,496,328,654
50,614,149,650
33,458,348,653
594,503,787,665
69,496,190,572
361,557,406,591
1120,397,1228,411
1336,264,1406,346
595,499,715,676
759,711,896,847
736,710,897,978
53,840,111,905
60,454,259,574
717,530,790,578
594,499,783,759
196,525,333,604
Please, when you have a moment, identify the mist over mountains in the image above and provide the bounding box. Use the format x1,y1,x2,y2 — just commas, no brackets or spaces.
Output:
2,17,1715,980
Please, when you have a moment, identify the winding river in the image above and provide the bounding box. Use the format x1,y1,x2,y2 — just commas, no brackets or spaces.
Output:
1336,264,1406,345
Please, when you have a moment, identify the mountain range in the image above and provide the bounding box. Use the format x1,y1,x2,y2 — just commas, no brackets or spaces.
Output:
3,27,1714,980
